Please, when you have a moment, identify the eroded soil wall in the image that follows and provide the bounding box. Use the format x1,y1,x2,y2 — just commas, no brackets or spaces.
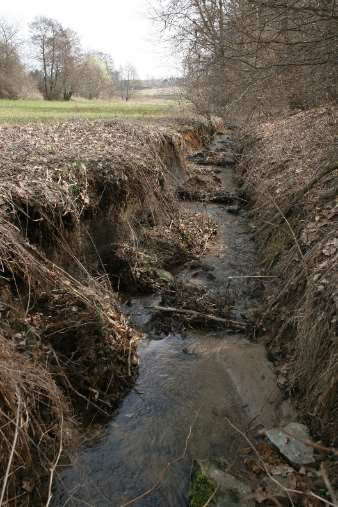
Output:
237,106,338,442
0,118,215,504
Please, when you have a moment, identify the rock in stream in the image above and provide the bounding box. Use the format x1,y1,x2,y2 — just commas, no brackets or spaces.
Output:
265,422,315,465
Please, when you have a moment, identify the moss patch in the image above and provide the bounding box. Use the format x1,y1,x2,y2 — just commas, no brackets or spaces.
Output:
189,471,216,507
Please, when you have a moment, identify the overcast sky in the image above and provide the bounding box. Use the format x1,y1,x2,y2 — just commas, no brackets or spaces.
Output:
0,0,180,79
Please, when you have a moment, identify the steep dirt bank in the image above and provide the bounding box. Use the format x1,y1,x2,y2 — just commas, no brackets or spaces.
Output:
237,106,338,443
0,118,216,504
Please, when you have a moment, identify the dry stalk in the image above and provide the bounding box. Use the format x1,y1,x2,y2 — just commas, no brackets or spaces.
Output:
320,463,338,507
45,413,63,507
265,192,307,274
202,486,219,507
0,390,21,506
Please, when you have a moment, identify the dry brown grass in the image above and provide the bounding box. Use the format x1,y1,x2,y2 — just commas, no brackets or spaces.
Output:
238,105,338,440
0,334,68,506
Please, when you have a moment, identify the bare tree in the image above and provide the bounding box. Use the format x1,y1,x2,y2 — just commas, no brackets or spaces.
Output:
30,17,62,100
59,29,81,101
30,17,81,101
119,64,137,101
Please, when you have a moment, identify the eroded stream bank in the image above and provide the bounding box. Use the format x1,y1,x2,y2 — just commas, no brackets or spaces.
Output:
53,132,291,507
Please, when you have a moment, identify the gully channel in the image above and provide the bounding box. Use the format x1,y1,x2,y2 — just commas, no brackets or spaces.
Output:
53,132,289,507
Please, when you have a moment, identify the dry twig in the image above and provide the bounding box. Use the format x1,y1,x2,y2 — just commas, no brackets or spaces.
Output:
0,390,21,506
225,417,338,507
45,413,63,507
120,412,200,507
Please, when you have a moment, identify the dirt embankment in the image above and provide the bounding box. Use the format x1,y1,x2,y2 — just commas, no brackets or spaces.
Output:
0,118,216,504
237,106,338,442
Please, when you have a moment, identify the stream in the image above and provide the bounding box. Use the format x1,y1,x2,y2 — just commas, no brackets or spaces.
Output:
53,133,286,507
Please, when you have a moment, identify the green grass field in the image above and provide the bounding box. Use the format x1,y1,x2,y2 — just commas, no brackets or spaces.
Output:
0,97,177,124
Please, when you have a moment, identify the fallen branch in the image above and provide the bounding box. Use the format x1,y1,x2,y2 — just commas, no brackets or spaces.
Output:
225,275,278,279
178,189,245,205
147,305,247,329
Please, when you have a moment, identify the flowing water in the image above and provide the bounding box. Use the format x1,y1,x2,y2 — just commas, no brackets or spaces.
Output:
53,134,285,507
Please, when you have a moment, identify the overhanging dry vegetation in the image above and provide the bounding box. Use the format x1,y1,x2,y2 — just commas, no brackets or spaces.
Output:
238,106,338,440
0,117,215,504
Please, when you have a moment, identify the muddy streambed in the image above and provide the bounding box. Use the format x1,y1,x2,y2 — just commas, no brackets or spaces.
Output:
53,134,286,507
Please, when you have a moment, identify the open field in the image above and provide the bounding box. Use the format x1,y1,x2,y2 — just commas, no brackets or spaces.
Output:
0,96,180,124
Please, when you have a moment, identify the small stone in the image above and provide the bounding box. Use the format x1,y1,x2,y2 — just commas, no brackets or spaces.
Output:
266,422,315,465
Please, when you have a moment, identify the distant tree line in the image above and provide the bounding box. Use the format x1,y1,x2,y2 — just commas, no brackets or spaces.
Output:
156,0,338,115
0,16,139,101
